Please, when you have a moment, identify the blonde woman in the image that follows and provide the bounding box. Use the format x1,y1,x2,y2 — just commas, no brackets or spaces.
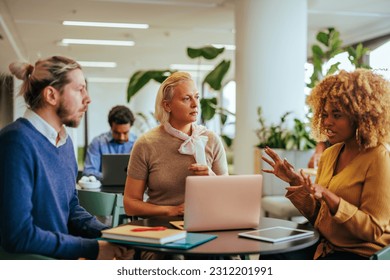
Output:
262,69,390,259
124,72,228,218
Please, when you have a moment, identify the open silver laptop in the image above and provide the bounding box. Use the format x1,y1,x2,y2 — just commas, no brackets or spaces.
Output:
101,154,130,187
171,174,262,232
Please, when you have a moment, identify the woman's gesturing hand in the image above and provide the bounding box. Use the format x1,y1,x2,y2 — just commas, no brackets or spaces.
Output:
261,147,304,185
299,169,340,215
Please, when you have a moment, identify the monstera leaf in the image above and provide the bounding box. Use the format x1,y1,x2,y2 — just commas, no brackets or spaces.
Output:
187,46,225,60
203,60,231,91
127,70,174,102
200,97,217,121
221,134,233,148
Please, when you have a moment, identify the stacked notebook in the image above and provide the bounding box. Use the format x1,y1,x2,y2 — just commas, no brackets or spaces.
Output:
101,225,186,244
100,225,217,249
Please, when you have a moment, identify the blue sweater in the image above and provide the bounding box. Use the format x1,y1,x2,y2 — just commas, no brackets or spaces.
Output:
0,119,108,259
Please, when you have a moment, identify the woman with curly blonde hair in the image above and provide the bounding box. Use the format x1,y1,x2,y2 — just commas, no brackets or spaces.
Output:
261,69,390,260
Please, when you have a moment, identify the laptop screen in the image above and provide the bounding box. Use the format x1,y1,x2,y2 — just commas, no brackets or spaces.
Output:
101,154,130,186
183,174,263,232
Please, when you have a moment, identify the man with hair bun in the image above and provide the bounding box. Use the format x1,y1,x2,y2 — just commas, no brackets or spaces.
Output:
0,56,132,260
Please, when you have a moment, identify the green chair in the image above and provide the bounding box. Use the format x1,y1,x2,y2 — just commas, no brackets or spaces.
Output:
0,246,54,260
370,245,390,260
77,189,128,227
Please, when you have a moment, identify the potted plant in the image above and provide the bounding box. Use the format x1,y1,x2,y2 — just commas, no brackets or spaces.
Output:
254,106,316,173
307,27,370,89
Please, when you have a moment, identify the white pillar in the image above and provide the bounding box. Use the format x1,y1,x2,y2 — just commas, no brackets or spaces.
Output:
234,0,307,174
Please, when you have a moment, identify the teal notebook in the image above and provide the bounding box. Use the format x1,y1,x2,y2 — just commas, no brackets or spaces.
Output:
101,233,217,249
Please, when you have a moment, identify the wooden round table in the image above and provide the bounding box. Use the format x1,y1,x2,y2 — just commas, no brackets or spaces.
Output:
127,216,319,259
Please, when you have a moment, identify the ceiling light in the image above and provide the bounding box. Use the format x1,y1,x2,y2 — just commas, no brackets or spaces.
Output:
170,64,215,71
87,77,128,83
61,39,134,46
211,44,236,51
78,61,117,68
63,21,149,29
93,0,218,8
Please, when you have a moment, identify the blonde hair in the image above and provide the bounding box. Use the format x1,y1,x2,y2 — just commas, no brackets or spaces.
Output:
154,71,193,124
9,56,81,110
307,69,390,150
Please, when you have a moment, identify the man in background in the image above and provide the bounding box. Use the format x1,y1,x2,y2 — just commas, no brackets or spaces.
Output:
83,105,137,180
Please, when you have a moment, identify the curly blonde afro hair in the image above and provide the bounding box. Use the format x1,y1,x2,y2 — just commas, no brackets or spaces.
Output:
307,69,390,150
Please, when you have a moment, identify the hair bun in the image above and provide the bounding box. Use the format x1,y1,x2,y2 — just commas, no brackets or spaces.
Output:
9,62,34,80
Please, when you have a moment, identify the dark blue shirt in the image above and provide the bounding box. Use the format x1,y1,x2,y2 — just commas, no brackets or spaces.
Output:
83,131,137,179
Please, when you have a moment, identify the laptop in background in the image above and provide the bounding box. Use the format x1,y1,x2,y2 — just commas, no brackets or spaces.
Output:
101,154,130,187
171,174,262,232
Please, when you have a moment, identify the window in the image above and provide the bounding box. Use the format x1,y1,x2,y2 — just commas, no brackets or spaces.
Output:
370,40,390,80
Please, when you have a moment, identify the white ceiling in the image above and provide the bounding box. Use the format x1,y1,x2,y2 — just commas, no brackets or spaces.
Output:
1,0,390,80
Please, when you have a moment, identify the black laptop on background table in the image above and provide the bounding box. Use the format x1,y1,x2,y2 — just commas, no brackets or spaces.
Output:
100,154,130,193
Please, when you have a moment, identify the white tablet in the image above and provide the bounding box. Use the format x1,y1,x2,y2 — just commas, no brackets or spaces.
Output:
238,226,314,243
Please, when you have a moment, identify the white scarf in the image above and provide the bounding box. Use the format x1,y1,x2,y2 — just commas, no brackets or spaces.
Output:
163,122,209,165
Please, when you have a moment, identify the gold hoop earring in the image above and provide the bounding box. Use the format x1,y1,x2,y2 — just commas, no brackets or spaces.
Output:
355,128,360,142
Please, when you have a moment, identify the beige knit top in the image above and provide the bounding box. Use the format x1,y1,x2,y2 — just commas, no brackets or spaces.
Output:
127,125,228,206
287,143,390,258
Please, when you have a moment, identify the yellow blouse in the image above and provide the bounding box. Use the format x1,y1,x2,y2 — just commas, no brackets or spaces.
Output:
286,143,390,258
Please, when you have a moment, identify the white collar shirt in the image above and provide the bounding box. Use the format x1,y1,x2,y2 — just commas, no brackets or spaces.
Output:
23,109,68,147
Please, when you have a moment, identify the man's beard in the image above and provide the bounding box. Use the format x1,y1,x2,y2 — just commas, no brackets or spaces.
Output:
56,101,82,128
115,140,127,144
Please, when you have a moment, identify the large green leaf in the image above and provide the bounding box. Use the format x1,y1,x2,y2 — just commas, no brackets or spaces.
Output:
326,62,341,75
347,45,357,59
221,134,233,148
316,31,329,46
328,29,343,57
312,45,324,59
347,43,371,69
127,70,173,102
200,98,217,121
203,60,231,91
220,113,228,125
187,46,225,60
356,43,364,58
